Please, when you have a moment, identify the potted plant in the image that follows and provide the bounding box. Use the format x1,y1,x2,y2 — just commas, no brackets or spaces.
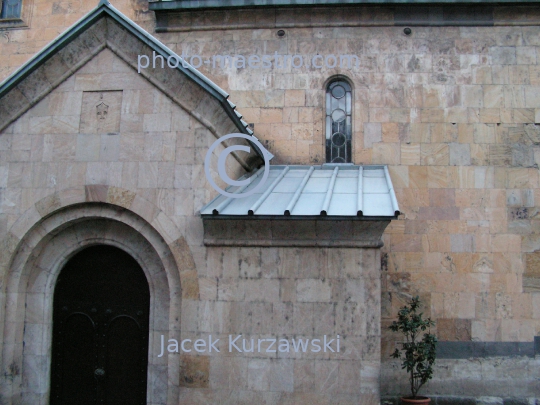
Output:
389,295,438,404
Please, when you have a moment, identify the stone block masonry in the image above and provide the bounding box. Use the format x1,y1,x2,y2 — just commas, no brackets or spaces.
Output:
0,0,540,402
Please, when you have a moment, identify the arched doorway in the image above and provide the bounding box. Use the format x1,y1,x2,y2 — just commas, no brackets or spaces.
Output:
49,245,150,405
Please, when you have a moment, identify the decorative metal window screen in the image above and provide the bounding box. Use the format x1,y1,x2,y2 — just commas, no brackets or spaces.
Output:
1,0,22,18
326,80,352,163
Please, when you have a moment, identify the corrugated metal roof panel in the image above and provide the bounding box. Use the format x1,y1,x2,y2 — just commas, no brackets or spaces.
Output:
273,176,304,193
291,193,326,216
201,165,400,218
334,177,357,194
328,193,357,216
256,192,295,215
363,193,394,216
364,176,389,193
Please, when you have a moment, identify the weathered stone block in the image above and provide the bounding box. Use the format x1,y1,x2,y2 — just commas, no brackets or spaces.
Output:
421,143,449,165
450,143,471,166
429,188,455,207
296,279,332,302
489,145,512,166
525,252,540,276
179,355,209,388
364,123,382,148
437,318,472,341
490,47,517,65
450,234,475,253
512,144,535,168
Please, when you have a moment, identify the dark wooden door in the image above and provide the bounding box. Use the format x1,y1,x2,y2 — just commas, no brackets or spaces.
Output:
50,245,150,405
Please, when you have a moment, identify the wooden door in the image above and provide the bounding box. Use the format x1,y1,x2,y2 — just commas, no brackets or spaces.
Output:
50,245,150,405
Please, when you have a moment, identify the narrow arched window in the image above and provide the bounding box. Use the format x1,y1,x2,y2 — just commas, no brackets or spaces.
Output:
326,80,352,163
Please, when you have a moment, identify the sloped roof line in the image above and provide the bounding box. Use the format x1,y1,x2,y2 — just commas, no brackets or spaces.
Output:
102,2,232,102
0,0,256,137
0,7,103,98
0,0,226,100
202,164,401,219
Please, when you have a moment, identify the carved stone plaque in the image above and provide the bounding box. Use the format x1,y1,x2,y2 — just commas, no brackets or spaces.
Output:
79,91,123,134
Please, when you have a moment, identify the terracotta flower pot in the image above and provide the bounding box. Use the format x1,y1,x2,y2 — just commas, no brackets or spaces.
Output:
401,397,431,405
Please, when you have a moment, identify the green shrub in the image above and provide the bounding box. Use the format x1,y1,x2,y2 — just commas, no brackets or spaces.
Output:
389,296,438,399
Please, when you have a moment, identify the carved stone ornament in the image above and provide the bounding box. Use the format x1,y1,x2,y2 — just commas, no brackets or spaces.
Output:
96,101,109,120
79,91,122,134
0,31,9,44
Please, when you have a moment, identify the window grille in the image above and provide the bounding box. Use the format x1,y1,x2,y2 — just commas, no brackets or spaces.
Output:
325,80,352,163
1,0,22,19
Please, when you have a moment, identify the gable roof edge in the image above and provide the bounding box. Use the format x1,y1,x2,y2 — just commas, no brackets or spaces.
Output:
0,0,259,144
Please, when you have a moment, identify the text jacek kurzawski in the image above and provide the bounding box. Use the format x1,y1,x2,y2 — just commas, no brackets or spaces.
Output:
158,335,340,357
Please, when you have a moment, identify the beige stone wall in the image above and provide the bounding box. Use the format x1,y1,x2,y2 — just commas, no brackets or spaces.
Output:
382,356,540,399
0,46,218,222
149,17,540,398
184,246,380,404
147,21,540,348
0,33,383,404
2,0,540,400
0,46,201,403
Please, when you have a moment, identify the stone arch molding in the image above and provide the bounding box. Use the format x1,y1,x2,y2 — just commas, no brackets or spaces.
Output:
0,185,198,405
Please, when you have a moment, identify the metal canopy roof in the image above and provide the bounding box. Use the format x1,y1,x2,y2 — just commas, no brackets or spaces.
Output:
201,165,400,219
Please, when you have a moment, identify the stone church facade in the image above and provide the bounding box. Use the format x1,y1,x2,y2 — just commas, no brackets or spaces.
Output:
0,0,539,404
